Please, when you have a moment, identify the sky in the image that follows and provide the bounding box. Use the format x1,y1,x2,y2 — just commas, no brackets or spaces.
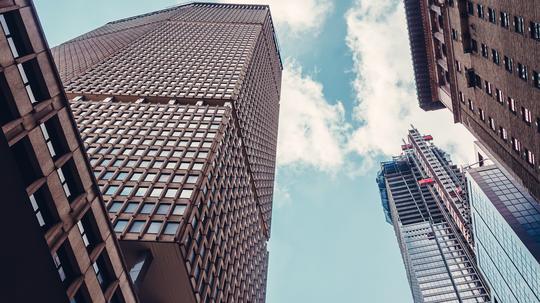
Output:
33,0,478,302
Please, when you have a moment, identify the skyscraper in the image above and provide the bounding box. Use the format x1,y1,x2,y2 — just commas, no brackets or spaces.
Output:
52,3,282,302
1,2,137,302
403,0,540,201
377,128,490,302
467,142,540,303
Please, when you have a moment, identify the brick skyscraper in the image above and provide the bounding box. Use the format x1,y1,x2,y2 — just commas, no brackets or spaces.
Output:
52,3,282,302
1,1,137,302
404,0,540,201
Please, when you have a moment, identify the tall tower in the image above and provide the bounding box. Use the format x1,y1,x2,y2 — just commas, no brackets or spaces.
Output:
0,1,137,302
377,128,490,302
52,3,282,303
403,0,540,201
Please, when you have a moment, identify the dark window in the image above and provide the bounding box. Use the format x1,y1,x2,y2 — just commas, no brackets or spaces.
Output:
477,4,485,19
531,22,540,40
481,43,489,58
471,39,478,53
491,49,500,65
514,16,524,33
504,56,513,72
467,1,474,15
517,63,528,80
28,186,58,230
508,97,517,114
77,211,102,252
17,59,50,104
522,107,532,125
0,11,33,58
0,72,19,125
488,8,496,24
109,288,126,303
12,137,42,187
93,253,116,291
533,71,540,89
475,74,482,89
40,116,69,160
57,159,84,202
500,12,509,28
52,242,79,287
70,284,91,303
537,118,540,133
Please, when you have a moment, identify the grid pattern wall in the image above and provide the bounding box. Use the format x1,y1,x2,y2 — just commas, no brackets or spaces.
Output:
173,4,268,24
401,222,489,303
51,23,161,82
0,4,135,303
234,20,281,230
63,21,260,100
475,167,540,239
72,99,269,302
469,174,540,302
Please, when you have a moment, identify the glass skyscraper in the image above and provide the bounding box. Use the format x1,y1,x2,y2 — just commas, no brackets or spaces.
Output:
467,164,540,303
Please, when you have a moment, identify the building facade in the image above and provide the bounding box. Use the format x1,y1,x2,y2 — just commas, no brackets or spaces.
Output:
0,1,137,302
52,3,282,303
377,128,490,303
403,0,540,201
467,144,540,303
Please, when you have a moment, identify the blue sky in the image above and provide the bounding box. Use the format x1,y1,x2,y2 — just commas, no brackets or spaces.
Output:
34,0,478,302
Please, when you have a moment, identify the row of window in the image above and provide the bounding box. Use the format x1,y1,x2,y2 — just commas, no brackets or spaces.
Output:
462,96,537,167
461,71,539,130
468,39,540,89
465,1,540,41
114,218,180,235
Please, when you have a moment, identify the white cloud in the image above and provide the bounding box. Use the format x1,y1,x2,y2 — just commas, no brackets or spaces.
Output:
276,59,349,172
345,0,476,166
213,0,333,33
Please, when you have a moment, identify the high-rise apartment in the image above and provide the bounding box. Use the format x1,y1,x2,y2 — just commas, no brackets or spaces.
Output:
377,128,490,302
467,142,540,303
403,0,540,200
0,1,137,302
52,3,282,302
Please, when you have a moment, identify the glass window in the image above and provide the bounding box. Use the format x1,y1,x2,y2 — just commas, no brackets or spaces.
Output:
130,172,142,181
150,188,163,197
156,204,171,215
119,186,133,196
158,173,171,182
114,220,128,232
165,189,177,198
124,202,139,213
135,186,148,197
180,189,193,199
129,221,145,233
140,203,155,214
164,222,180,235
147,221,162,234
144,173,157,182
105,185,119,195
108,201,123,213
172,205,186,215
